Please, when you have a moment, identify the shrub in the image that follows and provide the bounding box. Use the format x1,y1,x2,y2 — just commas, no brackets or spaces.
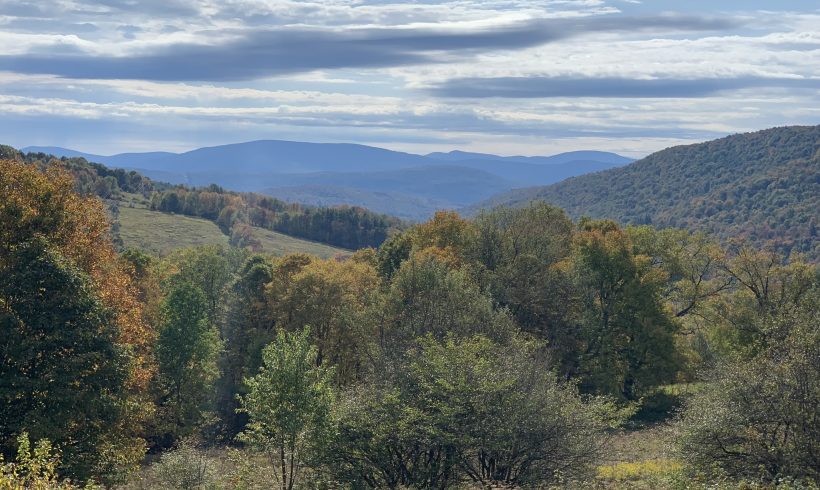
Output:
329,335,617,488
676,291,820,482
148,439,216,490
0,433,80,489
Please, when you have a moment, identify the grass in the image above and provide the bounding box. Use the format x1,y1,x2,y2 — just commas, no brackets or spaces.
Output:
597,458,683,482
117,206,348,258
593,420,684,488
250,225,347,259
118,207,229,255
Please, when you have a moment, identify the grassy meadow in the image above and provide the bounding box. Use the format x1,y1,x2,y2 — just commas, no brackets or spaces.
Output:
117,206,347,258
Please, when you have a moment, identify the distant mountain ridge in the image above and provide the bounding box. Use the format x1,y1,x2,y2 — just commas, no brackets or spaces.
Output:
473,125,820,259
426,149,632,166
22,140,634,220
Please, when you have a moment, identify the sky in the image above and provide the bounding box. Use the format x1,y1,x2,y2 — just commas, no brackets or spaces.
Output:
0,0,818,157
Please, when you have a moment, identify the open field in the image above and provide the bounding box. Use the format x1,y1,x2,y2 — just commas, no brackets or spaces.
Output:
118,206,229,255
117,206,348,258
249,225,348,259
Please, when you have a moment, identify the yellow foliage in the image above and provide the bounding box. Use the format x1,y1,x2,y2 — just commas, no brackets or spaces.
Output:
411,210,476,260
0,434,81,490
265,254,382,383
412,245,463,269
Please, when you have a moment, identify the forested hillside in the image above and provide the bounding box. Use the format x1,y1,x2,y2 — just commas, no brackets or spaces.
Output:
478,126,820,260
3,145,401,251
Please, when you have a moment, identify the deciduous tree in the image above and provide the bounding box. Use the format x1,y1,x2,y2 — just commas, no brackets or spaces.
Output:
239,329,334,490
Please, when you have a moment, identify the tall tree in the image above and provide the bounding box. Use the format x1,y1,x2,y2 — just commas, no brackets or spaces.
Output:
381,255,516,354
0,240,139,483
471,203,578,375
161,245,244,325
271,257,381,383
239,328,334,490
0,160,150,483
217,254,275,437
572,219,680,399
155,282,221,443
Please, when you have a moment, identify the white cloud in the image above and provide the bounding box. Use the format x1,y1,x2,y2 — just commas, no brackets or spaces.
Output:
0,1,817,155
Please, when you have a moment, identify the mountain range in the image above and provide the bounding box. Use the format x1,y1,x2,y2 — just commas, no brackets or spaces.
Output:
22,141,632,220
473,125,820,260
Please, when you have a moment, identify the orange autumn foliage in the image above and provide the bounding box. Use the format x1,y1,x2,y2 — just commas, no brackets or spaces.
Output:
0,159,156,390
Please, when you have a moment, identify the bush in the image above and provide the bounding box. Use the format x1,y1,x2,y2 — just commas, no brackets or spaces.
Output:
0,433,81,489
147,439,216,490
676,291,820,482
329,335,618,488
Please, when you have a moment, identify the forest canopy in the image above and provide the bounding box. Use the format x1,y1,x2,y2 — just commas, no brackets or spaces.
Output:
0,158,818,488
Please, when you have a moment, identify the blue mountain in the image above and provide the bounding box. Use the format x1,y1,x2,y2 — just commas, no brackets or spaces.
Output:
22,140,633,220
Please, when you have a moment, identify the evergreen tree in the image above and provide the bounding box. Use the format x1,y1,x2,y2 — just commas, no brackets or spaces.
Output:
0,240,136,482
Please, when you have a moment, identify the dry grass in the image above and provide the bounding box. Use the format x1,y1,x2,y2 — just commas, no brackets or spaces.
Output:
592,423,683,489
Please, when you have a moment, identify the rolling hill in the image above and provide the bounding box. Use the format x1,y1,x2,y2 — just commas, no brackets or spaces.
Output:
117,207,346,258
475,125,820,259
7,144,395,253
23,141,632,220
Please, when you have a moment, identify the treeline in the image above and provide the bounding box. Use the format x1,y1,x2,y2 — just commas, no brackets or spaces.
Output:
4,146,400,250
151,186,394,250
10,146,162,198
1,160,818,488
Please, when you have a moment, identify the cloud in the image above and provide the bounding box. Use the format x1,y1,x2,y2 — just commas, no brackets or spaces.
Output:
428,76,820,98
0,14,741,81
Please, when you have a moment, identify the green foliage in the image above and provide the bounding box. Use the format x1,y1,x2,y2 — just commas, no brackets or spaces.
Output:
485,125,820,260
148,439,217,490
155,283,222,443
0,145,21,161
0,433,82,489
162,245,245,324
470,203,579,374
375,231,412,279
330,335,613,488
0,240,138,483
706,248,817,359
628,226,733,319
575,221,678,400
238,328,335,490
21,151,158,199
572,220,682,400
676,287,820,482
381,255,516,352
6,147,820,487
216,255,275,438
